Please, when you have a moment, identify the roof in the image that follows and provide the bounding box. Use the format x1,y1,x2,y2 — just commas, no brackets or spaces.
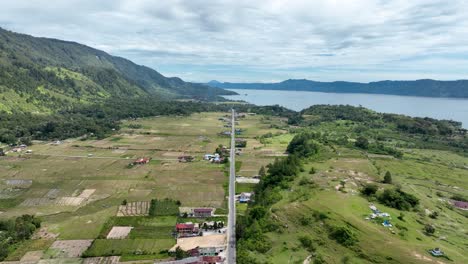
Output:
453,200,468,208
169,234,226,252
194,208,213,213
176,223,195,229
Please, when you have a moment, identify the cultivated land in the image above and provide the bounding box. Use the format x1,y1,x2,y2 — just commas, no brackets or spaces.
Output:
1,110,466,263
0,112,286,262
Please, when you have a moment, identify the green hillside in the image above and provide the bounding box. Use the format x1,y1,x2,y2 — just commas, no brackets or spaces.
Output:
0,27,234,112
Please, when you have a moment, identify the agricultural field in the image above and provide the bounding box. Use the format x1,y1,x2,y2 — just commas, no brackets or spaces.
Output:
0,112,285,262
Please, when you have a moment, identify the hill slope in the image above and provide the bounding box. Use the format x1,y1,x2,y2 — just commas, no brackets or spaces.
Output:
207,79,468,98
0,27,234,112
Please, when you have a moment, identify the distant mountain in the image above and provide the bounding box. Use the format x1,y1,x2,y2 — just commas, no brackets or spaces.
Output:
0,27,234,113
207,79,468,98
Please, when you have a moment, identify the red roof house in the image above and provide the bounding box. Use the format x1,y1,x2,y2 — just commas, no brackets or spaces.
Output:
453,200,468,210
193,208,214,218
133,157,150,165
176,223,199,237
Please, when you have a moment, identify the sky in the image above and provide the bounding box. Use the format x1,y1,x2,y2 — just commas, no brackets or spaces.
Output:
1,0,468,83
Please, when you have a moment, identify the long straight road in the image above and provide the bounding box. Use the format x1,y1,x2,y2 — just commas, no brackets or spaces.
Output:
226,109,236,263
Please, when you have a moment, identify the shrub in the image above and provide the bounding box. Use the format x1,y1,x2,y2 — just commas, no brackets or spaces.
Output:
329,226,358,247
299,216,312,226
313,211,328,221
361,184,378,196
298,235,316,252
355,136,369,149
378,188,419,210
424,224,435,235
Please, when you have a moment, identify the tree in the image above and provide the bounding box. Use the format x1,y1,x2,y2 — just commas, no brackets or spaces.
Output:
424,224,435,235
383,171,393,184
258,166,266,177
361,184,378,196
175,246,186,260
121,199,127,205
355,136,369,149
309,167,316,174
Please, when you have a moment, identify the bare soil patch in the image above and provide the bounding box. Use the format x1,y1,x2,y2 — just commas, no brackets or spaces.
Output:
106,226,133,239
20,251,44,262
83,256,120,264
49,240,93,258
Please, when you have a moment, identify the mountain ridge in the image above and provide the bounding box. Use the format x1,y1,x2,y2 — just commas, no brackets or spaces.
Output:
0,27,234,113
207,78,468,98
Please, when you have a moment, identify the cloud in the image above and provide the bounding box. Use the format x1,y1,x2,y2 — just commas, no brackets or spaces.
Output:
0,0,467,82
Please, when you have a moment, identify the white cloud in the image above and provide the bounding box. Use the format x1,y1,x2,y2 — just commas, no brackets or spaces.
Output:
1,0,467,82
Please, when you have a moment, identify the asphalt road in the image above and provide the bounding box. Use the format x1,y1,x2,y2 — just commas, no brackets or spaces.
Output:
226,109,237,263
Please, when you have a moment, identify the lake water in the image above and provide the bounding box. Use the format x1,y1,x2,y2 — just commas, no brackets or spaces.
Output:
223,89,468,128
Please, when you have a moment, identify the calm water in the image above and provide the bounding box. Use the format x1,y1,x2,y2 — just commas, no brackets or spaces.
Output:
224,89,468,128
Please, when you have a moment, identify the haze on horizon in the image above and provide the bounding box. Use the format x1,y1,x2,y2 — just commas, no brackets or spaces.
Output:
1,0,468,83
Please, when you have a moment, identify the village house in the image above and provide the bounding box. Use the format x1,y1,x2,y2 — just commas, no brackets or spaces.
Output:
179,207,215,218
193,208,214,218
453,200,468,210
133,157,150,165
239,192,252,203
176,222,200,237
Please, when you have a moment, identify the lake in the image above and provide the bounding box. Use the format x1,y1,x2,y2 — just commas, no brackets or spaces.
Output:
223,89,468,128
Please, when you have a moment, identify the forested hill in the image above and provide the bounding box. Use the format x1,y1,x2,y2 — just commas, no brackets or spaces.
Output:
207,79,468,98
0,27,234,113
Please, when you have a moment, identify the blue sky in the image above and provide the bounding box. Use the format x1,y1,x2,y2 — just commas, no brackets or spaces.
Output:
1,0,468,83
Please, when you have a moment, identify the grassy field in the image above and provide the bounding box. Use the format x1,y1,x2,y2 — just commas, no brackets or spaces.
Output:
240,122,468,264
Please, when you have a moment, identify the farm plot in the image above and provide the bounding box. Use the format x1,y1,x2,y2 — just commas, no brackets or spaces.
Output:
5,179,33,188
45,240,93,258
99,216,176,240
117,201,150,216
106,226,133,239
20,197,85,207
83,256,120,264
84,238,175,257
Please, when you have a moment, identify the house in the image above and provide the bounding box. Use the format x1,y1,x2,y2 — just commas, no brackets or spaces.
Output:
133,157,150,165
179,155,194,163
193,208,214,218
453,200,468,210
429,248,444,257
176,223,199,237
204,154,215,160
239,192,252,203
